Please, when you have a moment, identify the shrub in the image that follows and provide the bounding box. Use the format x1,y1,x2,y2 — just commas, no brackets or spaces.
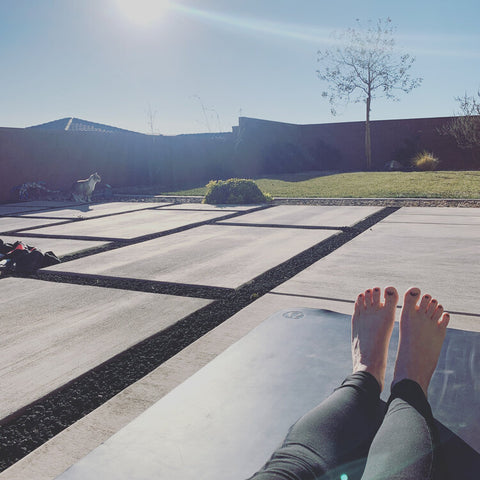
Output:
412,151,440,171
203,178,273,204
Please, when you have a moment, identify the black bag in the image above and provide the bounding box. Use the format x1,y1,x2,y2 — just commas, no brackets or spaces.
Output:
0,239,61,274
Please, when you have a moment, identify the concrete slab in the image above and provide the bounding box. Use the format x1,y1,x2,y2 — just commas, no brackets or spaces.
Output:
274,210,480,322
160,203,261,211
0,206,48,215
385,206,480,216
0,217,66,234
5,201,81,208
16,202,172,219
0,236,108,257
54,308,480,480
43,225,340,288
381,206,480,225
0,277,211,421
22,209,231,240
219,205,381,227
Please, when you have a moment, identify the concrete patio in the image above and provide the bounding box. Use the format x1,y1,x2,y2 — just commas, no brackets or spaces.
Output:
0,200,479,479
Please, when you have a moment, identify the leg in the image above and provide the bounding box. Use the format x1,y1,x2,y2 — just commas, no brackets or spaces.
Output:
362,288,450,480
249,287,399,480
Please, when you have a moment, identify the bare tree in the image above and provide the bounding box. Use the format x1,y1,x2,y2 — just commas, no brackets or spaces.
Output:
191,95,223,133
441,90,480,150
317,18,422,169
146,104,159,135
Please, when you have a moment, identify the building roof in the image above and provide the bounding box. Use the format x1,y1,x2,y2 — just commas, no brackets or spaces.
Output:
27,117,141,134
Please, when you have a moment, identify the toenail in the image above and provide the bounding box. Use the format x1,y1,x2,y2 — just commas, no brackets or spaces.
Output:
410,291,419,296
386,290,394,295
374,288,380,291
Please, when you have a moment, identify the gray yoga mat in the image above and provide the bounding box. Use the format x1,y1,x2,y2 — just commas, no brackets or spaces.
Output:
57,308,480,480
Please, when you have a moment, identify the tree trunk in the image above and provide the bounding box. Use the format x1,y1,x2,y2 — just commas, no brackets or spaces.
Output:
365,94,372,170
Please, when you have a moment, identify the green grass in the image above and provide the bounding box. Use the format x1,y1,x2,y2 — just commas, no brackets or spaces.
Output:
163,171,480,199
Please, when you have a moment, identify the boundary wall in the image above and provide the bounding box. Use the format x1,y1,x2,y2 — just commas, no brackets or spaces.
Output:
0,128,232,203
233,116,479,175
0,116,478,203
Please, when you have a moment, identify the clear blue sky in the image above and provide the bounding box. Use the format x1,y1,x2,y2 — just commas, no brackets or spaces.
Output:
1,0,479,135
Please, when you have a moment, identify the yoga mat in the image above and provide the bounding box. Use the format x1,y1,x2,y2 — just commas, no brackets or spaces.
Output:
57,309,480,480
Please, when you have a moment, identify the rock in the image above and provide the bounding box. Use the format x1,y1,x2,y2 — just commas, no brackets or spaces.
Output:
384,160,404,171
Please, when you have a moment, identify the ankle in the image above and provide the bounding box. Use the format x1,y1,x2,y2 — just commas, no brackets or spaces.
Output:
389,379,433,419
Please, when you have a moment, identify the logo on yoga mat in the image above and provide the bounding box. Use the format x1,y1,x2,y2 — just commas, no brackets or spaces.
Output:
283,311,305,319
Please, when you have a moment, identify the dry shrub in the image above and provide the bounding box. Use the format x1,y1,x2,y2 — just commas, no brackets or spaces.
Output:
412,151,440,171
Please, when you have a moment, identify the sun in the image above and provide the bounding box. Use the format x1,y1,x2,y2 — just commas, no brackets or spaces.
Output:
115,0,170,26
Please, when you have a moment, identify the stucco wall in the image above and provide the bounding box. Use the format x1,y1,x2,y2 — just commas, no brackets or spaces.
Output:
0,128,233,203
233,116,479,176
0,116,477,204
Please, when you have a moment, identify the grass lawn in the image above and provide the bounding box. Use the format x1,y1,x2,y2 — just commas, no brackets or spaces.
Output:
164,171,480,199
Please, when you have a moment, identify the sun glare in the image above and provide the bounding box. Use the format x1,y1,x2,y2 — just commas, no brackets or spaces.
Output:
115,0,169,26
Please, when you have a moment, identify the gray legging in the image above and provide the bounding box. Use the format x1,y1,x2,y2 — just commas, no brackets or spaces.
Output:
249,372,442,480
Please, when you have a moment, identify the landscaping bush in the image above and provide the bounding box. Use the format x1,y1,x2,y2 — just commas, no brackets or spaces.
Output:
412,151,440,171
203,178,272,204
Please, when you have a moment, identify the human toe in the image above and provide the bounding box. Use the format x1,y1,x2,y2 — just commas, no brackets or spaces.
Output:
419,294,431,312
426,298,438,317
439,312,450,328
432,304,444,322
354,292,366,314
372,287,381,306
384,286,399,309
365,289,373,307
404,287,421,311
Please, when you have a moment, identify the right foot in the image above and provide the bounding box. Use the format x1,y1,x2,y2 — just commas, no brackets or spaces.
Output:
392,287,450,397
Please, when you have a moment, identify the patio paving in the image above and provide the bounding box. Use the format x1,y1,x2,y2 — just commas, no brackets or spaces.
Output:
219,205,381,227
0,236,108,257
0,277,211,421
4,201,81,208
20,209,233,240
160,203,260,211
13,202,173,219
2,203,480,480
42,225,340,289
273,207,480,329
380,206,480,225
0,217,67,234
0,206,49,216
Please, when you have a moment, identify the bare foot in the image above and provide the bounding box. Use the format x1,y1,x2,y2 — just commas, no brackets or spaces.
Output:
352,286,399,391
392,287,450,397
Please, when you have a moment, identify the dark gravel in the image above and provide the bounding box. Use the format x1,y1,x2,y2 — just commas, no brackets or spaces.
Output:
0,199,477,472
111,193,480,208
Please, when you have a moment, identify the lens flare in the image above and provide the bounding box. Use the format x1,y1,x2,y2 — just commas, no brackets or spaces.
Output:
115,0,170,26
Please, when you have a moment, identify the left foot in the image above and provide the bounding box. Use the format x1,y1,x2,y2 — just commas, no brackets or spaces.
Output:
351,287,399,391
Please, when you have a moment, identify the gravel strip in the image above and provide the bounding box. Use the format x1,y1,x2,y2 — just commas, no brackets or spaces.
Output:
109,194,480,208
